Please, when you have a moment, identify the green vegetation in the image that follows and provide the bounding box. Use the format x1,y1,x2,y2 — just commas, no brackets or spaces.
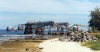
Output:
96,35,100,39
83,7,100,51
81,40,100,50
88,29,99,33
81,33,100,50
89,7,100,32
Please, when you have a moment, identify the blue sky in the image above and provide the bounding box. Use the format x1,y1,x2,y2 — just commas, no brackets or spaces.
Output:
0,0,100,29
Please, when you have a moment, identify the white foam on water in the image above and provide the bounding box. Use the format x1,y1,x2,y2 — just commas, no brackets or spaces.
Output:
39,38,93,52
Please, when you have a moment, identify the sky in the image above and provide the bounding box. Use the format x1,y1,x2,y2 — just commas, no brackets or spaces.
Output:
0,0,100,29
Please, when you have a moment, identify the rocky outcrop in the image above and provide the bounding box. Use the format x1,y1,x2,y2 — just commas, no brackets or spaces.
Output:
59,31,98,42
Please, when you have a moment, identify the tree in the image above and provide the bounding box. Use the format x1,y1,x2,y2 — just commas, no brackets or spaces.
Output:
89,7,100,31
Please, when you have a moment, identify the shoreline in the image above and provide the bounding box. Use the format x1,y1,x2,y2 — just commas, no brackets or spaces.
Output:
0,37,99,52
0,39,44,52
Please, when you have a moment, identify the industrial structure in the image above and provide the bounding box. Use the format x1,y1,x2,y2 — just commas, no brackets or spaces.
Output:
17,21,69,35
3,21,98,41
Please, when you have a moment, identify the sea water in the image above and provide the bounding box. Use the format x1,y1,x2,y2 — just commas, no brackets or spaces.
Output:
0,29,68,43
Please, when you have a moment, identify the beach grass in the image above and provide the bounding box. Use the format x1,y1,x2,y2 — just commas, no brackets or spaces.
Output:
81,40,100,50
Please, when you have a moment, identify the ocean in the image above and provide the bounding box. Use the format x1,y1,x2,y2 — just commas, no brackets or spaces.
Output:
0,28,68,43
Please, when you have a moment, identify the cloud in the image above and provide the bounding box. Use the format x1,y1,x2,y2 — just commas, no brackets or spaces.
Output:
0,0,99,18
0,0,99,15
0,0,100,28
0,0,67,13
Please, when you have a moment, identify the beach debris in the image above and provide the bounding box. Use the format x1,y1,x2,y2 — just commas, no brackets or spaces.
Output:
39,47,43,49
25,48,29,51
59,37,66,42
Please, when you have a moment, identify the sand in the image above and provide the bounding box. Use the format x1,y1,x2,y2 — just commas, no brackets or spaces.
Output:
39,38,93,52
0,40,43,52
0,38,99,52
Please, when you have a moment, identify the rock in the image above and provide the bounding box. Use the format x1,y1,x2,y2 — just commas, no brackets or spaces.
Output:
25,48,29,51
59,37,65,42
39,47,43,49
92,37,98,40
59,31,98,42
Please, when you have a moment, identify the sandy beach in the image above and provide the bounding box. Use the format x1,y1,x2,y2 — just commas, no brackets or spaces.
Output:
0,38,99,52
39,38,94,52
